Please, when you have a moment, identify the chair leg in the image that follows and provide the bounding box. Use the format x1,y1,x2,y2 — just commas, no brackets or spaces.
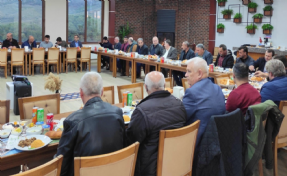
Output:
89,60,91,71
11,64,13,76
5,66,7,79
47,63,49,75
80,61,82,72
75,60,77,73
43,63,45,75
33,63,34,76
57,63,59,74
22,64,24,75
66,62,68,73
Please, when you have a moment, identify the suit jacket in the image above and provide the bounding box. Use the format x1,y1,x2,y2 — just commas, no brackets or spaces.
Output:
179,48,195,61
114,42,122,50
70,41,83,48
136,44,149,55
252,57,266,72
162,46,177,60
196,50,213,65
100,41,113,50
2,38,20,48
149,44,164,56
21,40,37,49
214,53,234,68
182,78,226,148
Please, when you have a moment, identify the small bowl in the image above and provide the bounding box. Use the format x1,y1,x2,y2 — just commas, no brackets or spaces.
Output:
26,127,42,135
0,129,11,138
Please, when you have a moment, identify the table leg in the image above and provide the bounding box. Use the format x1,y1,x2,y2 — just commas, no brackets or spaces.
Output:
59,53,62,73
25,54,27,76
109,57,113,72
29,54,31,76
97,53,101,73
132,61,136,83
126,61,129,77
63,53,66,73
113,56,117,78
157,65,161,72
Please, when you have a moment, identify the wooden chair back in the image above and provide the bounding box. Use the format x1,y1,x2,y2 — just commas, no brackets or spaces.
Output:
102,86,115,104
157,120,200,176
0,49,8,63
48,48,60,61
181,78,189,91
165,77,172,89
117,83,144,103
18,94,60,120
214,47,219,56
278,101,287,146
81,47,91,59
0,100,10,124
12,155,63,176
74,142,139,176
11,48,25,62
32,48,45,61
66,48,78,60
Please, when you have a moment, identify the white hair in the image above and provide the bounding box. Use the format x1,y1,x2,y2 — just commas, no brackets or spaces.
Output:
145,72,165,90
266,59,286,77
188,57,209,76
80,72,103,96
115,36,119,40
196,43,205,50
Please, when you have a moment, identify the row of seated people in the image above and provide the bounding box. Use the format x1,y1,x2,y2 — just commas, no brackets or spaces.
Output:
54,57,287,176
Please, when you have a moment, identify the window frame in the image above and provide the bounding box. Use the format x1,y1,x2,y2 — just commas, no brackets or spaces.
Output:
66,0,103,44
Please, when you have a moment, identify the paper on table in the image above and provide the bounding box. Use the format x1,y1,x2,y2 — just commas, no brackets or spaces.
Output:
6,135,19,150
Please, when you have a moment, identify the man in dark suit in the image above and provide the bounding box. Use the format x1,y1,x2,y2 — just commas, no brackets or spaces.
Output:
2,33,20,74
161,39,177,77
251,49,274,78
173,41,195,86
214,44,234,68
136,38,149,78
149,36,164,71
183,57,225,148
99,36,113,70
70,35,83,48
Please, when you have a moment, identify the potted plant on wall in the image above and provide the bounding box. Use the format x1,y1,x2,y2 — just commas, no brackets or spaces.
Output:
221,9,233,19
264,0,273,4
246,24,258,34
218,0,227,7
248,2,258,13
233,13,242,23
263,5,273,16
242,0,251,5
262,24,273,34
253,13,263,23
217,23,225,33
118,22,133,43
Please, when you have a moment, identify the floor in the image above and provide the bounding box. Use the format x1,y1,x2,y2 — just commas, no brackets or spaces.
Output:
0,60,286,176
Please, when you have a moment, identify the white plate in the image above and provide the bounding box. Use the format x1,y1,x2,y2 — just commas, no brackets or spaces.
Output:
0,129,11,138
15,135,52,151
26,127,42,135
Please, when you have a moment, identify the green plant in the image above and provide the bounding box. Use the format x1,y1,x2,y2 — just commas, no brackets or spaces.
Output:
117,22,133,43
262,24,274,30
246,24,258,30
248,2,258,8
234,13,242,19
252,13,264,18
221,9,233,15
217,23,225,29
263,5,273,11
218,0,228,2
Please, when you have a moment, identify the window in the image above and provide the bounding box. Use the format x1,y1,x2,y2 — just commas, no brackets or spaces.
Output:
0,0,19,42
68,0,102,43
22,0,42,42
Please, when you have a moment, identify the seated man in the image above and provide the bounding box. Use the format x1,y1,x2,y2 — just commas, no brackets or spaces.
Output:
70,34,83,48
183,57,225,147
173,41,195,86
226,63,261,114
149,36,164,71
214,44,234,68
236,46,255,70
2,33,20,49
135,38,149,78
21,35,37,49
195,44,213,65
56,72,125,176
251,49,274,78
119,36,129,76
161,39,177,77
55,37,68,48
274,55,287,75
99,36,113,70
126,71,186,176
126,37,137,53
39,35,53,49
260,59,287,106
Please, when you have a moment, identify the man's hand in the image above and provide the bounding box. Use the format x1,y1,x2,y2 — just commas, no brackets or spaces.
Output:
249,65,255,71
8,46,12,49
12,46,16,49
255,71,269,78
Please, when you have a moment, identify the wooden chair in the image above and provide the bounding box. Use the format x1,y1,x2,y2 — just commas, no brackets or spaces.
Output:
32,48,45,75
78,47,91,72
18,94,60,120
0,100,10,128
214,74,230,85
117,83,144,103
102,86,115,104
74,142,139,176
157,120,200,176
66,48,78,73
46,48,60,74
10,48,25,75
213,47,219,63
0,49,8,78
273,101,287,176
165,77,173,88
181,78,189,91
12,155,63,176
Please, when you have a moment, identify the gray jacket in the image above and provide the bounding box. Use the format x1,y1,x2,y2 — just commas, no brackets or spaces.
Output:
196,50,214,65
162,46,178,60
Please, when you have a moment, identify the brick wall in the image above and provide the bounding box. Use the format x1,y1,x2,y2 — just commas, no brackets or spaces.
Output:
115,0,210,53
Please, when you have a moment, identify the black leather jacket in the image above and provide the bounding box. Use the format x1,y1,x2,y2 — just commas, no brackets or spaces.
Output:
56,97,125,176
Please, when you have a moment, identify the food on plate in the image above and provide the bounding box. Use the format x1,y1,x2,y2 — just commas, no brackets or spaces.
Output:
132,100,140,106
13,128,22,133
118,50,124,54
219,79,234,85
20,121,27,126
250,77,264,82
148,55,157,60
45,131,62,139
28,123,35,128
98,47,104,50
30,139,45,149
224,94,230,99
123,115,130,122
165,88,173,94
18,137,37,148
181,60,188,64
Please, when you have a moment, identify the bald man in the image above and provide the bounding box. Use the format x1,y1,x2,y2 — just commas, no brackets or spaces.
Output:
21,35,37,49
2,33,20,49
126,71,186,176
183,57,225,148
149,36,164,71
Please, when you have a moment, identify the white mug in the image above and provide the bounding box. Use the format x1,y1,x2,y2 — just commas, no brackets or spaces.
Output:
24,46,28,51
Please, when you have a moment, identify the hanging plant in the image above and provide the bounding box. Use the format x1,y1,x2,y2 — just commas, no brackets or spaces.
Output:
242,0,251,5
263,5,273,16
246,24,258,34
253,13,263,23
262,24,273,34
221,9,233,19
117,22,133,43
264,0,273,4
218,0,227,7
248,2,258,13
217,23,225,33
233,13,242,23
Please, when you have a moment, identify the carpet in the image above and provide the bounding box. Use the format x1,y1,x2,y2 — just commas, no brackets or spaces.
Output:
60,92,81,101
